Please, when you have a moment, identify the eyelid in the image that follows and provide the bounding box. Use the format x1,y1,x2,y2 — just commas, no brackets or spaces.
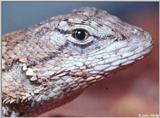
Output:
66,34,94,45
71,28,89,35
69,25,96,35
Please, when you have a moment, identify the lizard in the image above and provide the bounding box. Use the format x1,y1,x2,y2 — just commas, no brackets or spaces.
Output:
2,7,153,117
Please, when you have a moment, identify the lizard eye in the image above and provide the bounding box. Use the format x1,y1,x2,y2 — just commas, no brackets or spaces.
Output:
72,29,89,40
67,27,93,45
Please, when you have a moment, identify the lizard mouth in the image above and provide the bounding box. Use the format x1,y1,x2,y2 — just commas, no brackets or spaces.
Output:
84,33,153,75
120,43,153,66
109,38,153,67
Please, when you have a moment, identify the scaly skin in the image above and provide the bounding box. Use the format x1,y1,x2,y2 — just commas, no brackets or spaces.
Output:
2,7,153,116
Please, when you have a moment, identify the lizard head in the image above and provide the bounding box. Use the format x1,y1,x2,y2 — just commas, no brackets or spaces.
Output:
50,7,153,79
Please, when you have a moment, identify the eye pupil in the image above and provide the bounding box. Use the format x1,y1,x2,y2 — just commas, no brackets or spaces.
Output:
72,29,88,40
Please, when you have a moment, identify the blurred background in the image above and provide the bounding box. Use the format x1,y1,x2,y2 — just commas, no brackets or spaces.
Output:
2,2,159,117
